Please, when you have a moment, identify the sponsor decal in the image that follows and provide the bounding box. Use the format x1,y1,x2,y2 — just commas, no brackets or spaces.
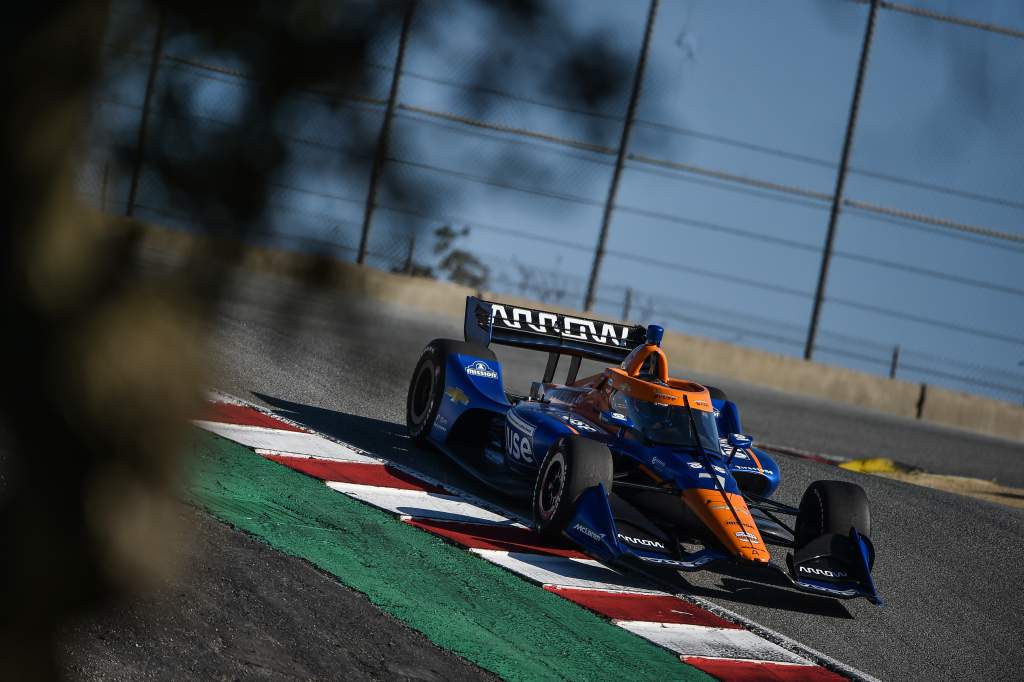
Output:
713,408,721,418
445,386,469,405
712,465,727,474
488,304,633,347
572,523,605,542
465,360,498,379
638,555,698,567
796,581,859,596
546,388,587,406
617,533,666,550
798,566,848,578
735,531,760,544
560,415,597,432
610,411,627,420
732,465,772,475
688,462,703,469
651,456,666,470
505,410,536,464
719,438,748,458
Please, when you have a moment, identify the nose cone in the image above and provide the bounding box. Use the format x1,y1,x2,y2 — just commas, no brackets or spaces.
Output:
682,489,770,563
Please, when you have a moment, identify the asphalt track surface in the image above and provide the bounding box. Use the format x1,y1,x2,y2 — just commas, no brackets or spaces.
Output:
60,504,495,681
195,267,1024,681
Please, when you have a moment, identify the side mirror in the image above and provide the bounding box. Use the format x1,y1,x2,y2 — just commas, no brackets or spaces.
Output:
529,382,546,401
600,410,635,430
727,433,753,449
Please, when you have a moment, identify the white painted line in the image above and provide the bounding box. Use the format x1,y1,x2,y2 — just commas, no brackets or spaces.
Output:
195,421,376,462
326,482,522,526
615,621,810,664
205,389,246,405
471,549,661,594
673,592,883,682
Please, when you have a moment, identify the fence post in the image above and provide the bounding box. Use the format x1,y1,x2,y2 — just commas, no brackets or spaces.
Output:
100,161,110,212
621,287,633,321
125,8,167,217
403,231,416,274
357,0,416,265
803,0,879,359
889,344,900,379
582,0,659,312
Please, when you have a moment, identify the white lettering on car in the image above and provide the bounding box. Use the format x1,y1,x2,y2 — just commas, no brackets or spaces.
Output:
505,410,536,464
488,304,631,347
798,566,848,578
617,533,666,550
572,523,605,542
465,360,498,379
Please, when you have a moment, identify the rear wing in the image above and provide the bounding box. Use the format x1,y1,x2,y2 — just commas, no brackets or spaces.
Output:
463,297,647,369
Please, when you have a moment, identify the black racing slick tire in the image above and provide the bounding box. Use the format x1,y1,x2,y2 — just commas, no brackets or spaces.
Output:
705,385,729,402
795,480,871,550
532,436,613,540
406,338,496,446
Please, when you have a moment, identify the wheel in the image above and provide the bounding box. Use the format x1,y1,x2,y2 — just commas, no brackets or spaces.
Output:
532,436,613,540
705,385,728,402
406,338,496,446
795,480,871,550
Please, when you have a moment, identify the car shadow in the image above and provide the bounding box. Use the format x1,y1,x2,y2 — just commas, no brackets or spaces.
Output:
249,391,855,619
674,562,855,619
250,391,525,510
253,392,409,459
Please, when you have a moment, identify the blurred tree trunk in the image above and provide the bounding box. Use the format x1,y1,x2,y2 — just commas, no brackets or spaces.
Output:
1,4,202,679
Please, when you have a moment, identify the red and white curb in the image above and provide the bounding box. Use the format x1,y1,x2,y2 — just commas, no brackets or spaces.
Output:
195,392,876,682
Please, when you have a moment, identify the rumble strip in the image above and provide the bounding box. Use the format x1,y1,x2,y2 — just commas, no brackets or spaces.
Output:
195,392,875,682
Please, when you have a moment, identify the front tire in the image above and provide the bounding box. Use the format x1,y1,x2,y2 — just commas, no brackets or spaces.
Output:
406,338,496,446
532,436,613,540
795,480,871,550
705,385,729,402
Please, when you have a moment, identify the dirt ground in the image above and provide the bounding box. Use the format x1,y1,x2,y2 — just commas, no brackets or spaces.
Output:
874,470,1024,510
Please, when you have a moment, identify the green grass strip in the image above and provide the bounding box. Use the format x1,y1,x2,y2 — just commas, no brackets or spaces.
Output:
185,433,711,681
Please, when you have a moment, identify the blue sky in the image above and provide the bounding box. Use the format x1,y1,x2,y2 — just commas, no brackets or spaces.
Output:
88,0,1024,402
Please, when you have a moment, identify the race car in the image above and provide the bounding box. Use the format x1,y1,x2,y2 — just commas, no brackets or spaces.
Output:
406,297,881,605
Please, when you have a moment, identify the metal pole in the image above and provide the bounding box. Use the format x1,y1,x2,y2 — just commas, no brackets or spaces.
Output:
100,161,110,212
582,0,659,312
803,0,880,360
622,287,633,321
125,8,166,217
403,231,416,274
357,0,416,264
889,344,900,379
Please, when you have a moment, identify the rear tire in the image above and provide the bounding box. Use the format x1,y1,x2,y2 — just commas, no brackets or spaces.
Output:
406,339,496,446
532,436,613,540
795,480,871,550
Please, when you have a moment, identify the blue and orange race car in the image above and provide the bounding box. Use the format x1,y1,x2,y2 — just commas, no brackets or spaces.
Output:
406,297,882,605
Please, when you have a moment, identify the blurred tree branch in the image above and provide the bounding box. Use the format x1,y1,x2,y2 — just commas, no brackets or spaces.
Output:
1,1,634,678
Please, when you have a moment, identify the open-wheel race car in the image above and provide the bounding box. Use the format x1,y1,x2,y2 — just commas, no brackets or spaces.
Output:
406,297,882,605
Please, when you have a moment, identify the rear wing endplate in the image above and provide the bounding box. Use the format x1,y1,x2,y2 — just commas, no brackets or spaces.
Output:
463,297,646,367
